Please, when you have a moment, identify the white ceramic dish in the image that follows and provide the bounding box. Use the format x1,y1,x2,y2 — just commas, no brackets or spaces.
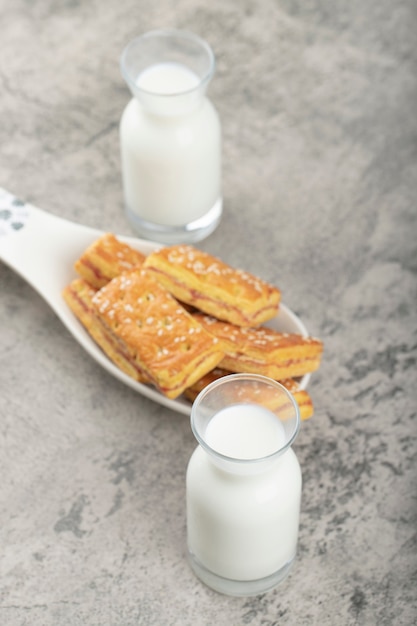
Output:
0,188,310,415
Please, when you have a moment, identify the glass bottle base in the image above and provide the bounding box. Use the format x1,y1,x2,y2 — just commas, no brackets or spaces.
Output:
125,197,222,244
187,550,295,597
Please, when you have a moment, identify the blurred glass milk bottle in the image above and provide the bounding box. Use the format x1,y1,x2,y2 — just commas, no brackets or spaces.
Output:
120,30,222,243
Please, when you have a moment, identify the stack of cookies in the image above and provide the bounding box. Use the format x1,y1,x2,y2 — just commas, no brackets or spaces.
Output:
62,234,323,419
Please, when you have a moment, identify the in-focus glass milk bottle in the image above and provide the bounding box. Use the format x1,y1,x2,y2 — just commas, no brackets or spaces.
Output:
186,374,302,597
119,30,222,244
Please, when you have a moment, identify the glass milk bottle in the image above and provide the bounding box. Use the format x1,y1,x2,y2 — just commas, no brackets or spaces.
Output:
119,30,222,244
186,374,302,596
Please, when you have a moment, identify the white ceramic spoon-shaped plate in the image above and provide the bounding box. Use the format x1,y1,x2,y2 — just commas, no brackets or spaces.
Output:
0,188,310,415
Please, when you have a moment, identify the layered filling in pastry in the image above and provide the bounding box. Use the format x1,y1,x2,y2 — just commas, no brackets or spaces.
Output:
74,232,146,288
144,244,281,327
89,269,226,399
62,278,150,383
194,314,323,380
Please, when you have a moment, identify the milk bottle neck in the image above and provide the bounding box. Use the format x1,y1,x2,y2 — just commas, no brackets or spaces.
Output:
121,30,215,118
132,83,207,118
192,397,300,477
202,444,291,477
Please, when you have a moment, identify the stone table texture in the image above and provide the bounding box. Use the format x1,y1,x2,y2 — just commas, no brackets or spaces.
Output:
1,1,416,625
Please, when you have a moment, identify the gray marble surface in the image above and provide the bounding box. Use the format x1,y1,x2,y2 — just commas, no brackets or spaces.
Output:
1,1,416,624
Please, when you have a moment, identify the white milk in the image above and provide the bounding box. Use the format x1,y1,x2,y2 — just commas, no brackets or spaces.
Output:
137,62,200,94
205,403,287,459
186,403,302,584
120,62,221,230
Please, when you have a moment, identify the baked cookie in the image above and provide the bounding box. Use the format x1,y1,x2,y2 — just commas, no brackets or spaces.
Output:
74,233,146,288
143,244,280,327
62,278,150,382
90,269,226,399
194,314,323,380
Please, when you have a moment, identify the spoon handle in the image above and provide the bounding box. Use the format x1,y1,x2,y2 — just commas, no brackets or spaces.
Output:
0,188,103,315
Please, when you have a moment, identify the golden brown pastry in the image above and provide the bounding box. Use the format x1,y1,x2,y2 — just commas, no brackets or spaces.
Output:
64,238,322,411
90,269,226,399
74,233,146,288
62,278,150,383
193,314,323,380
183,368,314,420
143,244,281,327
